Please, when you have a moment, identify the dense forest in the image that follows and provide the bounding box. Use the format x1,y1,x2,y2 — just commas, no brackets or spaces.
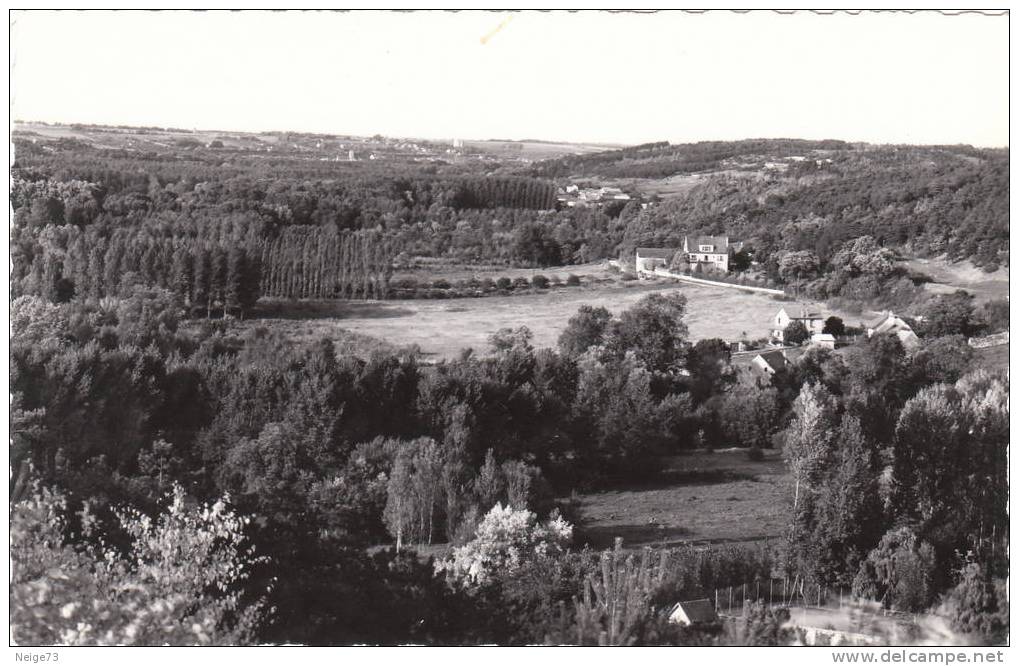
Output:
9,126,1010,646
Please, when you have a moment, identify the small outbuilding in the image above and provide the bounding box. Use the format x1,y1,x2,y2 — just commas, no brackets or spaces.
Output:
668,599,720,627
810,333,836,349
635,248,676,276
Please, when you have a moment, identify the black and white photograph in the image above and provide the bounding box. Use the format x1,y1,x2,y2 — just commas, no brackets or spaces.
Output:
7,8,1011,653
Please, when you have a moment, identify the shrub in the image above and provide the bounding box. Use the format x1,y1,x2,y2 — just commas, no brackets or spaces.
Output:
566,274,581,287
435,504,573,588
512,277,530,289
496,277,512,290
531,275,550,289
432,279,451,290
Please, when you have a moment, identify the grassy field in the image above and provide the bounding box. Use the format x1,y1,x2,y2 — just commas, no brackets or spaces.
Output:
572,449,790,550
973,343,1010,371
244,272,865,361
462,139,620,159
900,256,1009,303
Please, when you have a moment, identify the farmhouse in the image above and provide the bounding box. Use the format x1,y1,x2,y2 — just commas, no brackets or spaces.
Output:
635,247,676,275
866,311,920,350
772,307,824,342
668,599,719,627
683,235,730,272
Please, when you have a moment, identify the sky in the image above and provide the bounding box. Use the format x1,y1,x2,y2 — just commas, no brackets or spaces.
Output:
9,10,1011,147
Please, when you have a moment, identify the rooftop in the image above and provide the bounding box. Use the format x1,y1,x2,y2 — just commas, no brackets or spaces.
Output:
669,599,719,625
636,247,676,259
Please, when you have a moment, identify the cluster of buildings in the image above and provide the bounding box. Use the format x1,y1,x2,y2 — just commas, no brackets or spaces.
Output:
557,184,632,208
750,309,920,376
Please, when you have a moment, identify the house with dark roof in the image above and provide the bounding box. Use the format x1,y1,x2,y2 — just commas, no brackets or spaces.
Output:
683,235,730,272
752,350,788,375
635,247,676,276
668,599,720,627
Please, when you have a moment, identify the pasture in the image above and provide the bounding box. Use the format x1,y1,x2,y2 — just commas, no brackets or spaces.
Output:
245,272,864,360
900,256,1009,303
572,448,790,550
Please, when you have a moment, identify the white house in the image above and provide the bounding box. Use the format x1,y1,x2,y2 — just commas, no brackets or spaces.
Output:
635,247,676,276
772,308,825,342
682,236,730,272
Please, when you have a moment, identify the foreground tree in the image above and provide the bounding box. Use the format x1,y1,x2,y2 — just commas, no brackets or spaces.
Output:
11,483,268,645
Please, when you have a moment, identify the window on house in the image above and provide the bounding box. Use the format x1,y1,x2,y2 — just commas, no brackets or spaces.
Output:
698,245,714,252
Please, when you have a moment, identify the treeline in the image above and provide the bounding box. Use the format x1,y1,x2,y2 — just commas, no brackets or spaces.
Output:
12,141,590,276
529,138,852,179
11,225,260,316
11,219,393,314
13,135,1009,277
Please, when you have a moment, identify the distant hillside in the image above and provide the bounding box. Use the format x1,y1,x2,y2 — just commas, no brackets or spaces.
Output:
526,139,1009,271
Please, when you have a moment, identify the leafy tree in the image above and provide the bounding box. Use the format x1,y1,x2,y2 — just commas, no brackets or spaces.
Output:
715,384,781,449
974,298,1008,334
558,305,612,358
809,415,885,585
783,320,809,345
851,527,937,612
777,250,820,282
891,371,1008,560
939,561,1009,644
435,503,572,588
916,291,979,338
11,483,268,645
822,316,845,336
729,249,752,272
783,383,838,513
489,326,534,355
686,338,733,404
606,292,689,372
727,601,793,646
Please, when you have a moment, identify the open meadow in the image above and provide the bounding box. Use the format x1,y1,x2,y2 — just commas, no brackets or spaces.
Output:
572,449,790,550
244,273,867,360
900,256,1009,302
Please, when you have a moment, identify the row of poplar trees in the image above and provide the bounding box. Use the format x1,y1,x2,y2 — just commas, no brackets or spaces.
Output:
258,227,393,300
15,225,393,316
458,177,557,211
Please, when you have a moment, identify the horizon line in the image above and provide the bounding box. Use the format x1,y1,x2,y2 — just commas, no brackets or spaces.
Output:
11,119,1010,152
